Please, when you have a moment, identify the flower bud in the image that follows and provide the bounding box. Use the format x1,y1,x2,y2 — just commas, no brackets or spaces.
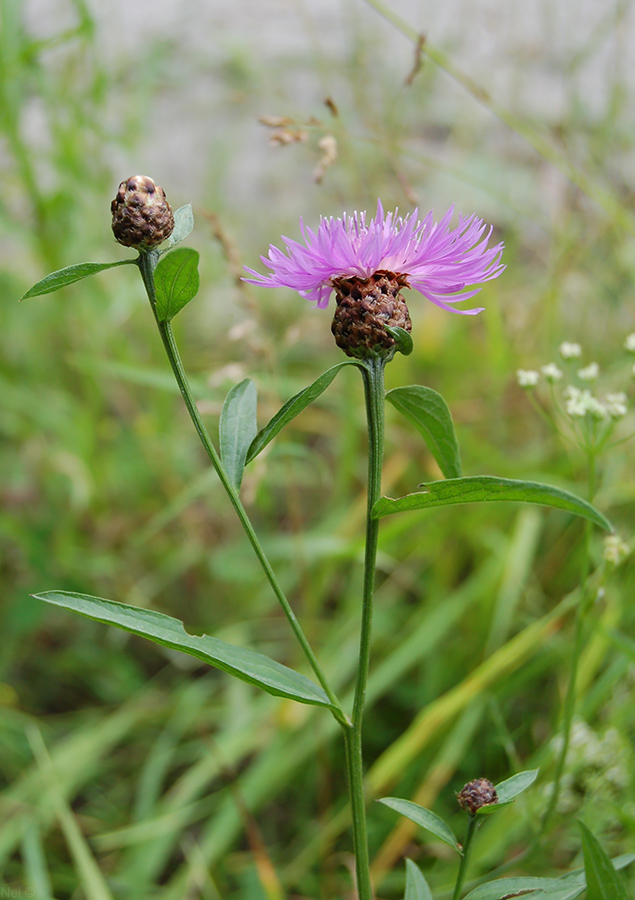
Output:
111,176,174,250
330,270,412,359
457,778,498,815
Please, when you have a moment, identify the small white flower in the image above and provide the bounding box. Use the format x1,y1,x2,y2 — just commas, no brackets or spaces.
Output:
559,341,582,359
517,369,539,387
565,388,607,419
624,333,635,353
603,534,630,565
541,363,563,382
578,362,600,381
605,392,628,418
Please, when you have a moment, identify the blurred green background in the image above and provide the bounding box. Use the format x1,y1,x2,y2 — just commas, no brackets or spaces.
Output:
2,0,635,897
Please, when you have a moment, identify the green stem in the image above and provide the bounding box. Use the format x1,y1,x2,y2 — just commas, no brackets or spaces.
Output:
538,451,597,835
452,816,479,900
341,356,386,900
136,251,347,724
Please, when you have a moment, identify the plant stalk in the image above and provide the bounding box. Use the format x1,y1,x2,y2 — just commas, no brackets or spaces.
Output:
342,356,386,900
451,815,478,900
136,250,347,724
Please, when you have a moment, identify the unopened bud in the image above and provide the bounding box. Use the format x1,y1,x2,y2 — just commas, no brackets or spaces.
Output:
457,778,498,815
111,175,174,250
330,270,412,360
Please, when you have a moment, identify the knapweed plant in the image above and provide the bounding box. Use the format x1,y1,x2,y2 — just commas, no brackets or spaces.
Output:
22,177,630,899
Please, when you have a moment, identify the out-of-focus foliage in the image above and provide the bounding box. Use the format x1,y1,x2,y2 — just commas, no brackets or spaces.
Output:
2,0,635,897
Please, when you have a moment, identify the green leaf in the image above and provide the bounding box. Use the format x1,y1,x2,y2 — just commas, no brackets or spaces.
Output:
34,591,333,710
386,385,462,478
154,247,200,322
246,361,359,464
220,379,258,490
167,203,194,246
378,797,462,854
579,820,629,900
384,325,414,356
495,768,539,803
372,476,612,531
462,876,569,899
20,259,136,299
404,859,433,900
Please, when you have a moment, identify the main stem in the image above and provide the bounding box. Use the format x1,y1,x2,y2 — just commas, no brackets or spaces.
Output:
451,816,478,900
342,356,386,900
136,251,346,723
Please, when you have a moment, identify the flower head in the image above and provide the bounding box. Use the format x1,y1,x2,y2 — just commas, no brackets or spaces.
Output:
111,175,174,250
541,363,563,382
517,369,539,388
559,341,582,360
244,201,504,315
578,362,600,382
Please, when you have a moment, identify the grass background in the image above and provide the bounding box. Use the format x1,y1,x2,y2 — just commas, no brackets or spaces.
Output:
2,0,635,897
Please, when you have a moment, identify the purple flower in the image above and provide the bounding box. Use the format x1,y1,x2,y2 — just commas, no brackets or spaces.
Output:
244,201,504,314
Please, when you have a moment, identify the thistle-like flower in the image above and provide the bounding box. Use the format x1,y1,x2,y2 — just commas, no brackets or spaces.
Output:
457,778,498,815
245,201,504,358
111,175,174,250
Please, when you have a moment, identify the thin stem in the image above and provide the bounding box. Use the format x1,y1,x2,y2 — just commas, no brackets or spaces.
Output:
451,816,479,900
342,356,386,900
136,251,347,724
538,451,597,836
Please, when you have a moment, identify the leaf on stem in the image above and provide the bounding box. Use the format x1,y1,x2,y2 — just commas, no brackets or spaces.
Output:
20,259,137,299
154,247,200,322
386,385,462,478
166,204,194,247
579,820,629,900
220,379,258,490
246,360,360,463
404,858,433,900
34,591,333,709
372,476,612,531
475,769,540,817
378,797,462,854
384,324,414,356
462,876,573,899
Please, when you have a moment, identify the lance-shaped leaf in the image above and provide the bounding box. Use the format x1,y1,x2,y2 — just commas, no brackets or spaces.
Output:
154,247,200,322
387,385,461,478
378,797,462,854
476,768,540,816
220,379,258,490
34,592,333,710
166,204,194,247
462,876,574,899
404,859,433,900
372,476,612,532
579,820,629,900
246,360,360,464
20,259,137,299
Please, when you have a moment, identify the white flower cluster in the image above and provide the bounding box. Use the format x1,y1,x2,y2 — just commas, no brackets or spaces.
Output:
603,533,631,565
516,338,630,422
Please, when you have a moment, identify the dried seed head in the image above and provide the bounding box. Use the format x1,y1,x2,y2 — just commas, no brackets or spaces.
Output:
111,175,174,250
330,270,412,360
457,778,498,815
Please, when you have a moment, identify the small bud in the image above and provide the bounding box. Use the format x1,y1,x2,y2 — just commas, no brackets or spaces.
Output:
577,362,599,382
541,363,563,382
457,778,498,815
559,341,582,360
517,369,539,388
331,270,412,359
111,175,175,250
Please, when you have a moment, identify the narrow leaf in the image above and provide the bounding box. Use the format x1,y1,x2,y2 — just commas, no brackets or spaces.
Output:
463,876,568,899
21,259,136,299
579,820,629,900
495,769,539,803
246,360,359,463
34,592,333,710
387,385,462,478
167,204,194,246
220,379,258,490
404,858,433,900
372,476,612,532
154,247,200,322
384,325,414,356
378,797,462,854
